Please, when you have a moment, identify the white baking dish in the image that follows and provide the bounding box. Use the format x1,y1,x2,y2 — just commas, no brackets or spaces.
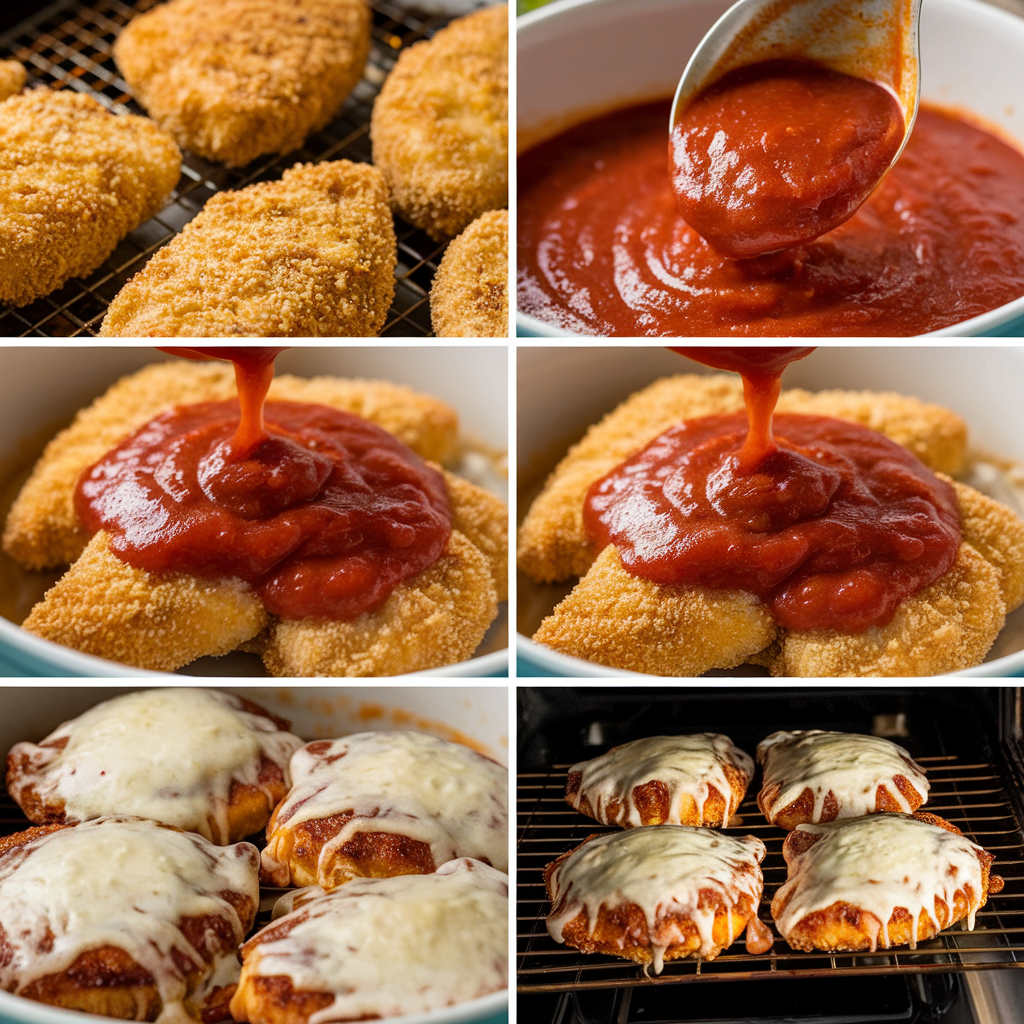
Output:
517,345,1024,677
0,685,509,1024
0,347,508,678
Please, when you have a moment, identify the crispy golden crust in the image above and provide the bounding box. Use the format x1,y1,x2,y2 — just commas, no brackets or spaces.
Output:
431,210,508,337
20,531,268,672
370,5,507,240
2,361,459,571
228,974,333,1024
953,477,1024,612
258,530,497,676
518,375,968,584
566,761,749,829
261,815,436,890
0,88,180,308
99,161,395,337
0,61,26,102
533,544,777,676
757,777,925,832
443,470,508,601
759,541,1007,677
114,0,370,167
772,812,1002,952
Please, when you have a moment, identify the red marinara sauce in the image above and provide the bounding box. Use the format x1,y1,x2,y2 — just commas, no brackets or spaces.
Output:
518,102,1024,336
583,347,961,633
670,61,904,258
75,348,451,621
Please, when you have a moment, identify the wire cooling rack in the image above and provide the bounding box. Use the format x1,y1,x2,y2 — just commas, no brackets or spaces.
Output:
518,754,1024,992
0,0,479,337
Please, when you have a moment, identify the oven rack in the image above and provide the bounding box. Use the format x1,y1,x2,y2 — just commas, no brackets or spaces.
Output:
0,0,475,337
517,754,1024,992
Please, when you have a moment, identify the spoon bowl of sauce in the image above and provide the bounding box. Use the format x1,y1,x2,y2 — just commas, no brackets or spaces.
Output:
668,0,922,257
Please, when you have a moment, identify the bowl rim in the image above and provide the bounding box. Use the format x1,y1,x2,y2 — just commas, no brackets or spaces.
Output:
515,0,1024,339
0,614,509,678
0,985,508,1024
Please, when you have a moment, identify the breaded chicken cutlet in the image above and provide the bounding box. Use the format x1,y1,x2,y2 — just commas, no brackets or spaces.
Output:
0,60,26,102
371,4,508,241
99,161,396,337
114,0,370,168
431,210,508,337
519,375,1024,677
3,362,508,676
0,88,180,308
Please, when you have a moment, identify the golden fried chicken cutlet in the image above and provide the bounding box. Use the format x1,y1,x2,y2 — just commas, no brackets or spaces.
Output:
0,60,26,102
520,374,1024,677
431,209,508,337
0,89,180,308
114,0,370,168
4,362,507,676
371,4,508,241
99,161,396,337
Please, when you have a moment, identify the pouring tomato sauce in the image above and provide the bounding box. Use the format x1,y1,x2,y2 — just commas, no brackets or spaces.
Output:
583,347,961,632
75,348,452,621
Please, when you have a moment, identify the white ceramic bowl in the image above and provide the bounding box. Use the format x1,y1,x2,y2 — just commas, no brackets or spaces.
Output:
517,346,1024,677
516,0,1024,338
0,347,508,678
0,685,509,1024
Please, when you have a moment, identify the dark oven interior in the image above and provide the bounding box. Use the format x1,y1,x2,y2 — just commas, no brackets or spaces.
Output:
518,687,1024,1024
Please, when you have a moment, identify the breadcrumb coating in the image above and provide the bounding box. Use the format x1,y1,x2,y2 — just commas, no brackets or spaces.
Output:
114,0,370,167
3,361,459,571
99,161,396,337
22,531,267,672
759,543,1005,677
518,375,968,583
444,469,508,600
0,88,180,308
371,4,508,240
259,530,497,676
524,376,1024,676
0,61,26,102
431,209,508,337
533,544,777,675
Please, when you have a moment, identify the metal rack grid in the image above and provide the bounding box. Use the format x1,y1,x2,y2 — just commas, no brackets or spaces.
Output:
0,0,476,337
518,754,1024,992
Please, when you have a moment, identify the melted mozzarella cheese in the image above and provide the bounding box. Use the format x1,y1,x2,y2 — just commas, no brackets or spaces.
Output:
773,813,990,950
757,730,929,823
546,825,767,973
241,858,507,1022
264,731,509,879
7,688,302,843
0,817,259,1018
568,734,754,827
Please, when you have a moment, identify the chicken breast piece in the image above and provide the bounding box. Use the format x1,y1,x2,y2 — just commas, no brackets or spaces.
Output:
22,531,268,673
431,209,508,337
259,530,498,676
371,4,508,240
0,88,180,308
3,361,459,571
114,0,370,167
0,61,26,102
98,161,396,337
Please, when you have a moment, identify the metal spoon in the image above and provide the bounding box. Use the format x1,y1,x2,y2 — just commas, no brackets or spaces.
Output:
670,0,924,170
